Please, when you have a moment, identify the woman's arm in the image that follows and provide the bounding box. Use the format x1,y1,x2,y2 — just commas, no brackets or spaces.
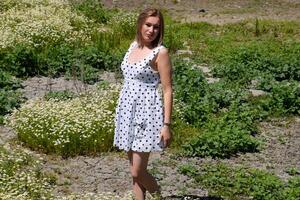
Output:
156,47,173,147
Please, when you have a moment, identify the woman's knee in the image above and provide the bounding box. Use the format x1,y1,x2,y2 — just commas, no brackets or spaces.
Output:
130,168,145,180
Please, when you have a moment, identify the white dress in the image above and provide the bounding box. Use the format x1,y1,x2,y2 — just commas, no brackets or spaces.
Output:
114,41,165,152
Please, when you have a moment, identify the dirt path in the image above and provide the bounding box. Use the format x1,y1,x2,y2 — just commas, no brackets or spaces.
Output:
102,0,300,24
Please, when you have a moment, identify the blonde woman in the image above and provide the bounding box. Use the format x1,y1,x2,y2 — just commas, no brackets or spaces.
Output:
114,8,173,200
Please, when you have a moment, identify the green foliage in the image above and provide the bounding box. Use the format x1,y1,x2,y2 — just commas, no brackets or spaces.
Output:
179,162,300,200
172,21,300,157
0,71,24,124
178,163,198,177
0,89,24,122
173,61,208,124
6,86,120,158
183,103,261,158
173,61,265,157
170,112,200,150
71,0,112,24
108,12,137,38
0,41,123,81
286,167,300,176
0,1,125,79
0,146,54,199
283,176,300,200
164,23,185,52
268,81,300,114
212,41,300,86
0,70,21,90
44,90,77,101
0,44,41,77
74,44,124,71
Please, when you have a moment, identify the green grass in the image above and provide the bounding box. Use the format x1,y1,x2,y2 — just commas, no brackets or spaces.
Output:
179,162,300,200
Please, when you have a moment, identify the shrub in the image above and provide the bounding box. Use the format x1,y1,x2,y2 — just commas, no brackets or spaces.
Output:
44,90,77,101
108,11,137,38
0,146,54,199
173,61,208,124
269,81,300,114
5,85,120,157
283,176,300,200
179,162,300,200
173,61,264,157
0,71,24,124
0,0,93,49
183,104,261,158
170,99,200,150
164,24,185,52
0,41,123,79
212,41,300,86
0,70,21,90
71,0,112,24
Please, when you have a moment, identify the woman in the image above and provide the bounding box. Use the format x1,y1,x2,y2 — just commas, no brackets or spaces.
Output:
114,8,172,200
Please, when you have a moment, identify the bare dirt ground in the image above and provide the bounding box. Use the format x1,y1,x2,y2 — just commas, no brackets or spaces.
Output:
102,0,300,24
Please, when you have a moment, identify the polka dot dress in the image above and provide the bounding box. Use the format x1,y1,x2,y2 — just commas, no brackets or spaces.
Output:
114,41,165,152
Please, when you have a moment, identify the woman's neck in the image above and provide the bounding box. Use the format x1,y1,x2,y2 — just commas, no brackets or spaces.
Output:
140,39,154,49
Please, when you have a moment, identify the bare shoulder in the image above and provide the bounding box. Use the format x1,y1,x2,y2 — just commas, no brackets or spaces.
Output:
159,46,169,56
157,46,170,61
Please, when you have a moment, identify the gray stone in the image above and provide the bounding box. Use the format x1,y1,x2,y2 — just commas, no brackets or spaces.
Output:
176,50,193,55
182,57,191,62
206,77,220,83
249,89,267,97
196,65,211,73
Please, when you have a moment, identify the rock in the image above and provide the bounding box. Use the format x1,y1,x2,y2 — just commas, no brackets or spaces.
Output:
197,65,211,74
249,89,267,97
176,50,193,55
183,57,191,62
250,79,259,88
206,77,220,84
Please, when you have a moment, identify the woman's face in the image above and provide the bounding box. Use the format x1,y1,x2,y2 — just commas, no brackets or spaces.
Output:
140,16,160,45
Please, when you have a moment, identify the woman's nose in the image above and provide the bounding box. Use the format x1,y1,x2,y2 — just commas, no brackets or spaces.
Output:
149,26,154,33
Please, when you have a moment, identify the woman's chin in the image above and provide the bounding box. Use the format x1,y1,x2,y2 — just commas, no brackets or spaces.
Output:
143,37,154,43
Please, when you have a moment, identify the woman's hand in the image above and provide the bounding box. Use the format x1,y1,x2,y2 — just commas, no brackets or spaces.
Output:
159,126,172,148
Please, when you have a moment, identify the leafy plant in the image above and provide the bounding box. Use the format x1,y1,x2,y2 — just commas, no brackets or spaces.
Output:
0,71,24,124
71,0,112,24
183,106,261,158
44,90,77,101
0,45,40,77
173,60,208,124
179,162,300,200
0,146,54,199
108,11,137,38
6,85,120,157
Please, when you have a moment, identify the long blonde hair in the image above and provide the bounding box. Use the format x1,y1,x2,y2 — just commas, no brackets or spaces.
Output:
135,8,164,48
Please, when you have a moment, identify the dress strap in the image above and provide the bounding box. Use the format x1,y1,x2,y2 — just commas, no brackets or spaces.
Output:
128,41,138,52
148,45,165,62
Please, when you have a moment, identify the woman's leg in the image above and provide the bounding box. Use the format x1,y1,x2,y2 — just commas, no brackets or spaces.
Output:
128,150,146,199
127,150,161,200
